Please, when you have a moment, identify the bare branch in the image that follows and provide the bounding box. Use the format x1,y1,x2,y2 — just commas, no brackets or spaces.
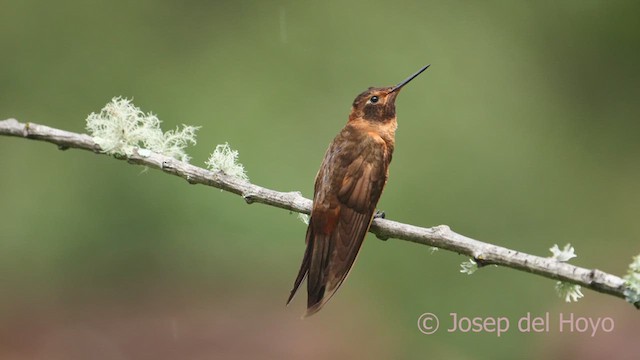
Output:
0,118,635,308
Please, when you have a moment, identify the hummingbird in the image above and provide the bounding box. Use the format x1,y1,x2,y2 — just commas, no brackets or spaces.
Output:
287,64,430,316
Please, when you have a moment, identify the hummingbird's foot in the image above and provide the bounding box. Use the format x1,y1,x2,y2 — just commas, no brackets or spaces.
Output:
374,210,386,219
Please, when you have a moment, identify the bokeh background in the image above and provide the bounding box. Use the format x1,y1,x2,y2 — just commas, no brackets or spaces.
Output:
1,1,639,359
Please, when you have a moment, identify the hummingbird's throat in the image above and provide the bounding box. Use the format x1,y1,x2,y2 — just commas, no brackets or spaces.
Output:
362,102,396,123
348,116,397,150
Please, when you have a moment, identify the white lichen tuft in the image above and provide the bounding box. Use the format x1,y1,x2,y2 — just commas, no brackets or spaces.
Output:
623,254,640,305
549,243,577,262
460,258,477,275
144,124,199,163
555,281,584,303
548,243,583,302
297,213,310,225
628,254,640,273
86,97,198,162
206,143,249,181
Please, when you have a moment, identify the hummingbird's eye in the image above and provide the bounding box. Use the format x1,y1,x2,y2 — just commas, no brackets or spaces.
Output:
369,96,379,104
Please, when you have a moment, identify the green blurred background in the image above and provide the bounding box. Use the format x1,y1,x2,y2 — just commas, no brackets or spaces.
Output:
1,1,639,359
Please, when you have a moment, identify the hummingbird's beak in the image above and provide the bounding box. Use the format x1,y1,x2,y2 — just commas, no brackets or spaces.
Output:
388,64,430,94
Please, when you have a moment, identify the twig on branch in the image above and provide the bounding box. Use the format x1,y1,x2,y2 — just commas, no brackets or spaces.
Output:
0,118,636,308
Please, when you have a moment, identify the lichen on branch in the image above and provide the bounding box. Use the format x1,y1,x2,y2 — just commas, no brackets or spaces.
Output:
86,97,199,162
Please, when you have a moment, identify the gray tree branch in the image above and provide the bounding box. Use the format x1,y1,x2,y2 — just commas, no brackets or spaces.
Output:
0,118,636,308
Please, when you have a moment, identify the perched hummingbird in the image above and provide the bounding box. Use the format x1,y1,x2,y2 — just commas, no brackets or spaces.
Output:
287,64,430,316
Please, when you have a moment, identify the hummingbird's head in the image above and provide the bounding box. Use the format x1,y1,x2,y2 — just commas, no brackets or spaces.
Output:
349,64,430,123
350,87,398,123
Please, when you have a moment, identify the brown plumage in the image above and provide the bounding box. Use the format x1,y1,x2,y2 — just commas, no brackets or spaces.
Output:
287,65,430,316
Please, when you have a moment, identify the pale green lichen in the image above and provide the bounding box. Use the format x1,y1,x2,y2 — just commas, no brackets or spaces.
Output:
297,213,310,225
205,143,249,181
623,254,640,305
555,281,584,302
549,243,583,303
459,258,477,275
549,243,577,262
86,97,198,162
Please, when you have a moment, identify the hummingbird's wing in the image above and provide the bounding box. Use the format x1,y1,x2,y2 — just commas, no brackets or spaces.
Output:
288,132,390,316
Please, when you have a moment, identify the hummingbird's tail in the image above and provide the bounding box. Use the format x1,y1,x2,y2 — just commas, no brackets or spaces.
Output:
303,207,372,317
286,224,313,305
